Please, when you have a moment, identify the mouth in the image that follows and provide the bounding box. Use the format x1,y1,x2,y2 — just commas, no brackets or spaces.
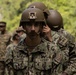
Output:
29,32,38,39
29,33,37,37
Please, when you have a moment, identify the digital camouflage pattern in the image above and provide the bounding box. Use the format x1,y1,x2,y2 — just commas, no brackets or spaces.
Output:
58,28,75,48
0,31,11,61
58,28,76,73
0,31,11,75
4,43,18,75
5,38,63,75
6,43,18,52
51,29,76,75
51,30,68,53
20,33,26,40
51,31,69,74
41,30,76,75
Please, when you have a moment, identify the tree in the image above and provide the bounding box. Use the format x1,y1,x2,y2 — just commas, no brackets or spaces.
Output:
0,0,76,39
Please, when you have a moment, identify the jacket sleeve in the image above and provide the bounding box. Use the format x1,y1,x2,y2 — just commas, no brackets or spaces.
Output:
4,45,14,75
64,42,76,75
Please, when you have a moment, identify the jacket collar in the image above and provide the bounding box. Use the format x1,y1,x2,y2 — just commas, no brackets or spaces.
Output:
16,38,48,54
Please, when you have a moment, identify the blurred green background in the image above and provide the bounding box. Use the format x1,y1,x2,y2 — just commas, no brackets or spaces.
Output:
0,0,76,39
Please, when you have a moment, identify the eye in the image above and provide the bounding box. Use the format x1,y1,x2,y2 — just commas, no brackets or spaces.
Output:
34,22,41,27
16,31,21,33
25,22,32,26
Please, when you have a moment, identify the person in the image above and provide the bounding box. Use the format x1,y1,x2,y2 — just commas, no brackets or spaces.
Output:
6,32,20,52
27,2,76,75
5,7,63,75
45,9,76,75
27,2,53,44
4,32,20,75
0,21,11,75
46,9,76,54
27,2,63,44
27,2,50,19
16,26,26,40
46,9,75,43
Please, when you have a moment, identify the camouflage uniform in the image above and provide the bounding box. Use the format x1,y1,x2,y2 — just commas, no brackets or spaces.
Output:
44,30,76,75
0,31,11,75
4,31,21,75
58,28,75,49
20,33,26,40
5,38,63,75
58,28,76,75
51,29,76,75
50,30,69,75
16,26,26,40
6,43,18,52
46,9,76,75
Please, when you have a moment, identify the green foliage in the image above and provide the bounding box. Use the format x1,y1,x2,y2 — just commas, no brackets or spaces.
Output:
0,0,76,39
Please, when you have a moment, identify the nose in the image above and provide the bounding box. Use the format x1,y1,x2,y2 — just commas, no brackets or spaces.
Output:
31,25,35,31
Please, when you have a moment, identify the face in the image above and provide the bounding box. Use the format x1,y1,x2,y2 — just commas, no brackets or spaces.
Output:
23,22,42,39
15,35,20,40
16,31,24,36
0,26,6,32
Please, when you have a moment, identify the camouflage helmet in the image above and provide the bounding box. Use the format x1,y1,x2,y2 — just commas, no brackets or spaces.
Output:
20,8,46,26
46,9,63,31
0,21,6,27
27,2,50,18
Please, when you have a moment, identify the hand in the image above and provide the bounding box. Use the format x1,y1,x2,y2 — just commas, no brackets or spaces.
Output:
42,25,52,41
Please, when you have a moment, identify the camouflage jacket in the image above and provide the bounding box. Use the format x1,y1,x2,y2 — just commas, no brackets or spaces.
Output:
0,31,11,61
6,43,18,51
40,30,76,75
51,30,76,75
20,33,26,40
58,28,76,74
58,28,75,49
5,38,63,75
